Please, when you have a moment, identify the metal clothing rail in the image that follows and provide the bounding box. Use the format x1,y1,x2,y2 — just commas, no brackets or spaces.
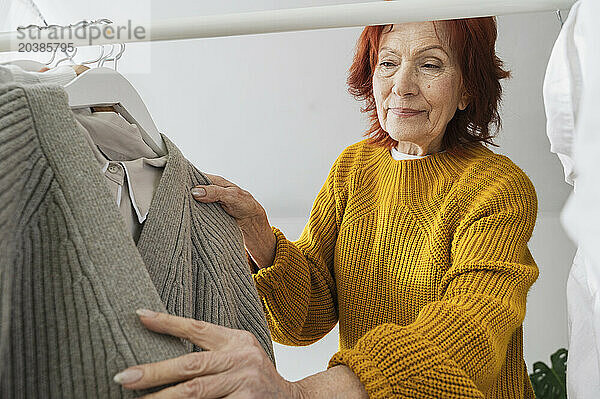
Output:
0,0,576,53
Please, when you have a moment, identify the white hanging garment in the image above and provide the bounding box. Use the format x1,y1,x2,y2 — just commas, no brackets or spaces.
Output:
543,0,600,397
0,63,76,85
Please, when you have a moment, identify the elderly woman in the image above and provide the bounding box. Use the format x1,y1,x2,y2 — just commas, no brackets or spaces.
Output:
114,16,538,398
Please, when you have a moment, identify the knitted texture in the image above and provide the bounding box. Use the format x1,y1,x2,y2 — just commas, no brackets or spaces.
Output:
252,140,538,398
0,82,274,398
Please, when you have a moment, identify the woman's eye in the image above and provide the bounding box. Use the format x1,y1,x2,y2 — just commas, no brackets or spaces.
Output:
423,64,440,69
379,62,395,68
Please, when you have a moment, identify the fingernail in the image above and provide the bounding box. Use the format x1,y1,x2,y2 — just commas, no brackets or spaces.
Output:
136,308,157,318
114,368,143,384
191,187,206,197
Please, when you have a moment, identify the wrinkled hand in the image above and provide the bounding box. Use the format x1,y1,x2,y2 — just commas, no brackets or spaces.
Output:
114,309,304,399
191,173,265,229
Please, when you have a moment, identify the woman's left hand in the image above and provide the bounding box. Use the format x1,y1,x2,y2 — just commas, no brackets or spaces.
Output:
113,309,304,398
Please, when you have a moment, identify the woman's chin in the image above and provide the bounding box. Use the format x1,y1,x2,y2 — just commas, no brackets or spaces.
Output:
386,132,423,144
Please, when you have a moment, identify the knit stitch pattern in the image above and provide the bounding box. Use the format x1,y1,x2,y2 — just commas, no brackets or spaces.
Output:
252,140,538,398
0,82,274,398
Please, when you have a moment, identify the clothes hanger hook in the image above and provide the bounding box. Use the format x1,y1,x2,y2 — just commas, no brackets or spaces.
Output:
76,19,114,68
80,45,106,66
114,43,126,62
44,44,61,67
19,18,117,70
52,20,92,68
556,9,564,27
54,46,78,67
112,43,126,71
103,43,126,70
98,44,116,67
17,23,63,68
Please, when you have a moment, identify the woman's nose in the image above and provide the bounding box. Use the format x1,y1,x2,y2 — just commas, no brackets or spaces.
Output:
392,66,419,97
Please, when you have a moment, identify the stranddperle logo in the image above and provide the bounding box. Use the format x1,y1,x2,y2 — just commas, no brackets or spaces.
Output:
16,20,147,46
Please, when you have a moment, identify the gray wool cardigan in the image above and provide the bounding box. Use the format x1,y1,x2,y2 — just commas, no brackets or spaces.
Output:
0,82,274,398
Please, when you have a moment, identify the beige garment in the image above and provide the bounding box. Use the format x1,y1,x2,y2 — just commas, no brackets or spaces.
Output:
72,108,166,243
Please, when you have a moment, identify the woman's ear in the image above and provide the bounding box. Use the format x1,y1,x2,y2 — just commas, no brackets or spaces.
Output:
458,90,470,111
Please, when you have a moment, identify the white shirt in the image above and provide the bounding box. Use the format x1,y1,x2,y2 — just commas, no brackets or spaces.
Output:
390,146,430,160
543,1,600,396
72,108,166,244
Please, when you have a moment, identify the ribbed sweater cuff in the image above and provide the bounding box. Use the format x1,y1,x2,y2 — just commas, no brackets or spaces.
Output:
328,347,394,398
252,226,290,293
5,64,76,86
38,65,77,86
328,316,486,397
328,323,435,398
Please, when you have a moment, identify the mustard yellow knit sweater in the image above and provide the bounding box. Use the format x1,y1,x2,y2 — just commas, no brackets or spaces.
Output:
251,140,538,398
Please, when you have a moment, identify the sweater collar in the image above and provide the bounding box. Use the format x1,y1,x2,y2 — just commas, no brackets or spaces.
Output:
21,82,195,320
365,141,491,208
380,141,489,179
135,133,192,307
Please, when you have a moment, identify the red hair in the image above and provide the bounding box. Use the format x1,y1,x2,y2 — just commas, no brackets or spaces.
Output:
348,16,511,150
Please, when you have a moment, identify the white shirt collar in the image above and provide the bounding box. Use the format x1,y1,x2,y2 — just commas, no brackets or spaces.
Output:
390,146,431,160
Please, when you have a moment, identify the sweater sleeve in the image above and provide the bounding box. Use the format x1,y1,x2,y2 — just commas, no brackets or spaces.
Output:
327,169,539,398
0,64,76,85
252,153,348,346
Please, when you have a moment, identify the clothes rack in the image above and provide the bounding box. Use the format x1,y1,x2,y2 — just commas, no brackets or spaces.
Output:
0,0,576,53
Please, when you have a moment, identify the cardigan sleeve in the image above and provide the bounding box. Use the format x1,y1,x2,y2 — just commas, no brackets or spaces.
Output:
327,169,539,398
0,64,76,86
251,152,348,346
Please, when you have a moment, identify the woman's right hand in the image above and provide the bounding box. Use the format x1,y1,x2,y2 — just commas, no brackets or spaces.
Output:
191,174,276,269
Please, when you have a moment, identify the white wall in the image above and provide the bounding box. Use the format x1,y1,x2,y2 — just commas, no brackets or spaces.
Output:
5,0,574,382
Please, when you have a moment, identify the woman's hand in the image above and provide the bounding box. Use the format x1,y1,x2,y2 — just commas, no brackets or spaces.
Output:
114,309,304,398
191,174,276,268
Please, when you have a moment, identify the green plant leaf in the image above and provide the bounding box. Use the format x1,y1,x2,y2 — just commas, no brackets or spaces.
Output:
529,348,568,399
550,348,568,386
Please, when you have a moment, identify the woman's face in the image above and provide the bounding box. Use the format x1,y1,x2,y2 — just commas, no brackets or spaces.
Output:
373,22,470,155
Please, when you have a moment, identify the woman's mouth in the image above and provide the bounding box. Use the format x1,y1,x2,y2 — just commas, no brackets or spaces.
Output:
389,108,424,117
